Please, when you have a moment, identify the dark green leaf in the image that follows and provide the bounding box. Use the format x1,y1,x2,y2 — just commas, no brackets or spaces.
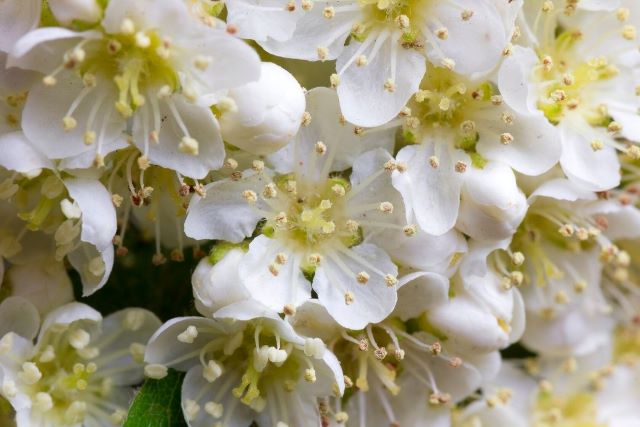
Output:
124,369,188,427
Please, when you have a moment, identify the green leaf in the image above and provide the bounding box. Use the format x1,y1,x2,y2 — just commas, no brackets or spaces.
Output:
124,369,188,427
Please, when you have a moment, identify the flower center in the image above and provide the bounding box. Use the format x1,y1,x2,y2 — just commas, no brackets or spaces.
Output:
534,31,619,126
261,174,361,254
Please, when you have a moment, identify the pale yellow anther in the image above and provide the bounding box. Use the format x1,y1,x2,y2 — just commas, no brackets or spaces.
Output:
591,139,604,151
438,97,451,111
321,221,336,234
441,58,455,70
344,291,355,305
19,362,42,385
242,190,258,203
268,263,280,277
308,253,322,266
317,47,329,60
129,343,146,363
455,161,467,173
205,401,224,418
203,360,223,382
301,0,313,10
356,271,370,284
285,0,295,11
490,95,503,106
608,121,623,134
177,325,199,344
346,219,359,232
403,224,417,236
315,141,327,155
617,8,630,21
500,132,514,145
224,158,239,169
120,18,136,35
379,201,394,213
461,9,474,20
622,25,636,40
194,55,213,71
252,160,265,172
501,112,514,125
330,73,340,88
356,55,368,67
323,6,335,18
179,136,199,155
384,274,398,287
184,399,200,421
275,252,288,265
332,184,346,196
511,252,525,266
69,329,91,350
43,75,57,86
34,392,54,412
1,380,16,398
395,14,410,30
542,55,553,71
542,1,554,12
435,27,448,40
429,156,440,169
301,112,312,126
263,183,277,199
145,364,168,379
627,145,640,159
62,116,77,131
135,31,151,48
384,79,396,92
460,120,476,133
304,368,317,383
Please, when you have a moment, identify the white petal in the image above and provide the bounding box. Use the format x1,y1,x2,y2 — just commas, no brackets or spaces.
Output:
64,178,117,250
239,235,311,311
92,308,161,385
184,171,270,242
497,46,540,116
288,300,341,343
181,365,255,427
22,72,125,160
220,62,305,156
67,242,114,296
269,87,396,176
192,251,250,317
0,0,40,53
226,0,301,42
474,106,561,176
559,118,620,191
313,243,398,329
184,30,261,99
0,132,52,173
0,296,40,340
5,261,74,316
133,96,225,179
145,317,228,371
261,6,355,60
426,0,508,75
38,302,101,343
337,31,425,127
391,228,467,277
528,177,597,203
393,272,449,321
393,142,467,235
8,28,100,72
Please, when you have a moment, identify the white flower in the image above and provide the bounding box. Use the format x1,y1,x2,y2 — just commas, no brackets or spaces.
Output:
185,88,406,329
504,4,640,190
427,269,525,355
0,301,161,427
144,300,344,427
254,0,522,126
219,62,306,156
225,0,304,43
289,300,499,427
392,63,559,236
8,0,260,177
0,134,117,295
49,0,102,25
456,162,528,243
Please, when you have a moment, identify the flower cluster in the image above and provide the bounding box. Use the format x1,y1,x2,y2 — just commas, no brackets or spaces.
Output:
0,0,640,426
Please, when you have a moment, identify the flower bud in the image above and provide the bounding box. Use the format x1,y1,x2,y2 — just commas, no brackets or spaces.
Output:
49,0,102,25
219,62,305,155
